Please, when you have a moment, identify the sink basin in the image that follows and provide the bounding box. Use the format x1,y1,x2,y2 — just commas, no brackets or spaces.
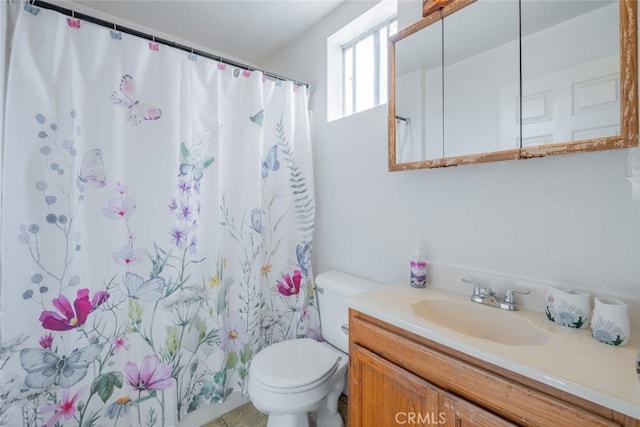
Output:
410,299,550,346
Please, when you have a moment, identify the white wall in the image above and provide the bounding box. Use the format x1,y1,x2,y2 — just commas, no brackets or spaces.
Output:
263,1,640,302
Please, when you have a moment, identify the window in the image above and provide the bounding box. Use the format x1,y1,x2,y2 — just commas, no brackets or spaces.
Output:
326,1,397,121
342,17,397,116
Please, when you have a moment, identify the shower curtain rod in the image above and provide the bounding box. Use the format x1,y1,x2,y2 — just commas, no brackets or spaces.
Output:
30,0,309,87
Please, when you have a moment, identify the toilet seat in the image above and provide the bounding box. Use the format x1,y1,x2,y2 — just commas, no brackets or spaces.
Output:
250,338,340,393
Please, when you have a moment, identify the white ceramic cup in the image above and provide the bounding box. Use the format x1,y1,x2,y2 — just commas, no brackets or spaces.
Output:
590,296,630,346
545,287,591,329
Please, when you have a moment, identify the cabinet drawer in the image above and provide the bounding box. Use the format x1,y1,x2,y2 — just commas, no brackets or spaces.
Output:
349,309,624,427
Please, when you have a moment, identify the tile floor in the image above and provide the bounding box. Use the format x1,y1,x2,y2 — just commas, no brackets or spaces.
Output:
202,394,349,427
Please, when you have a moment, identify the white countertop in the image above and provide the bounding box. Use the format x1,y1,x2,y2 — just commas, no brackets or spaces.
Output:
345,284,640,419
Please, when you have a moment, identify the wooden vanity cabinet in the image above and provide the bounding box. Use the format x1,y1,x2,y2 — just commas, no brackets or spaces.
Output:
348,309,639,427
351,344,515,426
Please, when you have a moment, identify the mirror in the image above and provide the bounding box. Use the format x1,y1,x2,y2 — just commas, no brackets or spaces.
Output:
389,0,638,171
394,15,443,162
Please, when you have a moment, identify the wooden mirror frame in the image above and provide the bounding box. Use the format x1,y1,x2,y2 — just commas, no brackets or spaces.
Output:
388,0,638,171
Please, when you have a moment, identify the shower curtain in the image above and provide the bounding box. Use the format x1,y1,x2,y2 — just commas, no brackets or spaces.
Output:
0,3,319,426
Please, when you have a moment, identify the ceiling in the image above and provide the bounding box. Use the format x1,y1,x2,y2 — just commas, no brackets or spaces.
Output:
68,0,346,66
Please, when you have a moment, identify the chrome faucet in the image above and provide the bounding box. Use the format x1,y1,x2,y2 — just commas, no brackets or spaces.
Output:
463,278,499,307
499,289,530,311
463,278,529,311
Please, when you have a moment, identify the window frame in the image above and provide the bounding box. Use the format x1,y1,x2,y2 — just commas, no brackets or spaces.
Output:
342,16,398,116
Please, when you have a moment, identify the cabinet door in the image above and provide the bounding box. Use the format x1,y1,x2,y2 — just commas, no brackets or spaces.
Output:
444,392,516,427
350,344,445,427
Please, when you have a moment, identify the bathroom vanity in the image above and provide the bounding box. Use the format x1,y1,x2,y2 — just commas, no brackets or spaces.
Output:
347,286,640,426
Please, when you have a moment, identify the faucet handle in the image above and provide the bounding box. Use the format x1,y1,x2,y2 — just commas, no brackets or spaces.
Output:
500,289,530,311
462,278,482,296
463,278,494,304
463,278,494,296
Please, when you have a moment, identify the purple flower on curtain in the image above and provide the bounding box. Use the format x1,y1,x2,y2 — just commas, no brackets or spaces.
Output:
113,246,145,266
177,180,191,194
276,270,302,296
39,288,110,331
168,198,178,213
169,227,187,248
177,204,192,221
41,385,87,427
39,333,53,349
301,308,322,341
103,197,137,220
124,355,173,391
189,236,197,254
306,327,322,341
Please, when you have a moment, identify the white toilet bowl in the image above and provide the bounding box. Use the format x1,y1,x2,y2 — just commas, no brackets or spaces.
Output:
248,338,347,427
248,271,383,427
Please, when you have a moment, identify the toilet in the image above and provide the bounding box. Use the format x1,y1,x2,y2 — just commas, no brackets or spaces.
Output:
248,270,382,427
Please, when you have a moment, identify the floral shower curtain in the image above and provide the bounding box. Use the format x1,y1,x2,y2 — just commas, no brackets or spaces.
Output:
0,3,318,426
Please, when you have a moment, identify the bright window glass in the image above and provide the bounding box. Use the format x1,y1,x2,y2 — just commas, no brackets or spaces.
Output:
355,34,375,112
344,47,354,116
342,17,397,116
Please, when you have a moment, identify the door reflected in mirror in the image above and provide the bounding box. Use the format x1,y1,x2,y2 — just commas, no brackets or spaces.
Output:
519,1,620,147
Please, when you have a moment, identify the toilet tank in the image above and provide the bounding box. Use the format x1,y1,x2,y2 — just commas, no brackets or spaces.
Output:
315,270,383,354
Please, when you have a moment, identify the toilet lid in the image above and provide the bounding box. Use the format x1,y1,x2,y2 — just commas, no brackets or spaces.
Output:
251,338,340,390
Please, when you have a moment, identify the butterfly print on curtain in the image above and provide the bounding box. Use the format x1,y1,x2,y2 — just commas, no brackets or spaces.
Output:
77,149,106,188
110,74,162,126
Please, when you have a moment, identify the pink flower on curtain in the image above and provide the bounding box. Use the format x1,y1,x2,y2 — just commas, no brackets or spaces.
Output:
39,333,53,349
110,336,131,353
39,289,110,331
114,181,128,196
276,270,302,296
103,196,137,220
113,246,145,266
41,385,87,427
124,355,173,391
90,289,110,309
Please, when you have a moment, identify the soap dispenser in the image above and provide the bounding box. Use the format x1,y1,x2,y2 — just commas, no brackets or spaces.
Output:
410,243,427,288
